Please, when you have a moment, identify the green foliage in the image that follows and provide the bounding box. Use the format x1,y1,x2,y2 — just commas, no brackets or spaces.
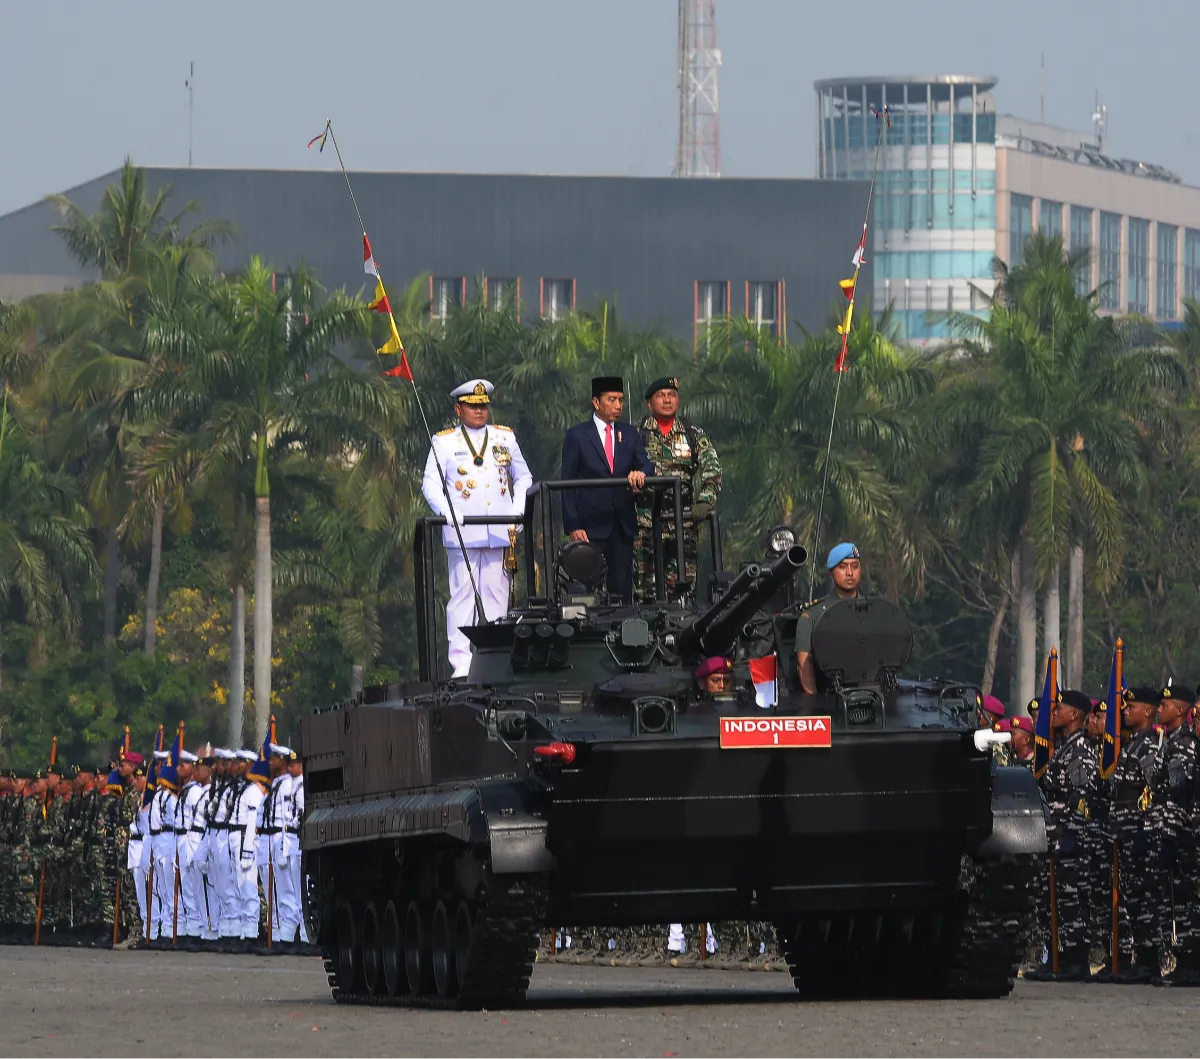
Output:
2,167,1200,768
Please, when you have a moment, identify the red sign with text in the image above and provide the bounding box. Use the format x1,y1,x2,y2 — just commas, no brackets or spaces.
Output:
719,716,833,749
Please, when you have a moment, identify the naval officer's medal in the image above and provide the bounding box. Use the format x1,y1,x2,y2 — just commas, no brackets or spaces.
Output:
461,426,488,467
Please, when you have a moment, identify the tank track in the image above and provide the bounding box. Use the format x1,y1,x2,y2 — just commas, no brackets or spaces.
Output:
942,852,1040,998
321,871,546,1010
773,852,1039,999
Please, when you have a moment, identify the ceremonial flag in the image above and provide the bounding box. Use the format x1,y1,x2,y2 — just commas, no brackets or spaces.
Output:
363,235,379,277
368,278,392,314
307,126,330,152
834,301,854,373
851,228,866,269
839,277,856,300
748,655,778,709
141,725,164,809
378,315,405,356
1033,647,1058,780
1100,638,1124,779
382,352,414,380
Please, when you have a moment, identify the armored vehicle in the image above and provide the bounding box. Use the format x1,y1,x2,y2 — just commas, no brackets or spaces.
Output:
300,478,1046,1008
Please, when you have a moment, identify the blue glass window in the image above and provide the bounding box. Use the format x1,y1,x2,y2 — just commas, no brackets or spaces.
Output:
1070,206,1093,295
1010,194,1033,264
1099,212,1121,309
1157,224,1177,320
1186,229,1200,304
1040,200,1063,239
1127,218,1149,314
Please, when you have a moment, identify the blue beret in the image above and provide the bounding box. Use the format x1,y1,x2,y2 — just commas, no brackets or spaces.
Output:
826,542,861,570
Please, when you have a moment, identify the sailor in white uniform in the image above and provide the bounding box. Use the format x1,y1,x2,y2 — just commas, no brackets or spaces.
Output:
421,378,533,676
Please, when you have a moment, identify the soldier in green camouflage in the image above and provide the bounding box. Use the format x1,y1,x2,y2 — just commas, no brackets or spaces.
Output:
0,772,17,939
64,765,113,943
12,775,41,938
634,376,722,603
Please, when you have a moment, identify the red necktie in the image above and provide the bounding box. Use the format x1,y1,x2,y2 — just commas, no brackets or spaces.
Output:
604,423,614,473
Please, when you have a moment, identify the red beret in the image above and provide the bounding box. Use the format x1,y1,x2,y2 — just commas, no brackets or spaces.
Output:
123,751,145,767
1010,716,1033,733
981,694,1006,718
695,656,733,680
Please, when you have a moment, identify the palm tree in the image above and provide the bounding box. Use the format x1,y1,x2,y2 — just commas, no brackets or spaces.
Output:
276,482,416,696
43,160,231,644
0,411,99,678
135,258,383,740
944,233,1182,698
698,306,933,590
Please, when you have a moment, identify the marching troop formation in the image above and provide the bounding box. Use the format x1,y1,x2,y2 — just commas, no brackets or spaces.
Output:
0,721,312,954
982,651,1200,986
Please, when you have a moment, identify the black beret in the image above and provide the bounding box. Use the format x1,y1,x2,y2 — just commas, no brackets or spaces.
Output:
644,376,680,400
1058,689,1092,713
1159,684,1196,706
1126,686,1161,706
591,376,624,398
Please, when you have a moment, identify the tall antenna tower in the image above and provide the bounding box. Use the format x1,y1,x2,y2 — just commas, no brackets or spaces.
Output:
675,0,721,177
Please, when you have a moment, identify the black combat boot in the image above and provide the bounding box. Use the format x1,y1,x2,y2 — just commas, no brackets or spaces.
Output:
1115,947,1156,984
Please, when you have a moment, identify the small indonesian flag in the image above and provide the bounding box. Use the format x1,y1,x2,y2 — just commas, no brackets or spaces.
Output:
363,234,379,277
368,278,391,314
839,276,856,300
748,655,778,709
851,228,866,269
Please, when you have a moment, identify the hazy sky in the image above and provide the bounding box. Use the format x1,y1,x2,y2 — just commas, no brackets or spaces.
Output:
2,0,1199,217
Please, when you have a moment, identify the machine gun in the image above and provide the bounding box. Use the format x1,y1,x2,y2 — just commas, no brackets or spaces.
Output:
678,545,807,659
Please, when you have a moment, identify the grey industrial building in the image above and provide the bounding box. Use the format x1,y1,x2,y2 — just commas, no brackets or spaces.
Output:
0,166,870,347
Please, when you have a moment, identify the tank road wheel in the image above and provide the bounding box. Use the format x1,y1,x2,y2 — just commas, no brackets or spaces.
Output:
381,901,402,997
404,900,433,997
361,902,382,997
334,898,360,993
453,900,475,991
432,899,459,998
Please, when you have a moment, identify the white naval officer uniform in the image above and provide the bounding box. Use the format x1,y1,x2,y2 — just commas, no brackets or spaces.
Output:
148,756,178,940
421,379,532,676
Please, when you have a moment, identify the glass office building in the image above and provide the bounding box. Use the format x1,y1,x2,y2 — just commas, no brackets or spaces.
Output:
816,75,998,344
817,75,1200,342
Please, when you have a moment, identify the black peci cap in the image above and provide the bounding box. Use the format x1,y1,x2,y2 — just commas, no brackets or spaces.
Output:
591,376,624,398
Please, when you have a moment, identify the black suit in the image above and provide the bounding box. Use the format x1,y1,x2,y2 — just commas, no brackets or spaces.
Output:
561,417,654,602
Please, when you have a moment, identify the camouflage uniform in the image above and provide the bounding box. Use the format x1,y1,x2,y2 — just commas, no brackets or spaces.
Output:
634,415,722,603
1035,728,1096,972
1155,724,1197,971
63,788,113,937
110,786,142,939
1108,727,1163,970
11,794,39,932
0,788,18,935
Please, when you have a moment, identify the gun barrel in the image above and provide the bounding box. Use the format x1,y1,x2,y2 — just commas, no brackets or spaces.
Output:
680,546,807,658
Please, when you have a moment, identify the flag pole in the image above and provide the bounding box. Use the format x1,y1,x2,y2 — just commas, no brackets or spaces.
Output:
312,118,487,628
807,105,888,603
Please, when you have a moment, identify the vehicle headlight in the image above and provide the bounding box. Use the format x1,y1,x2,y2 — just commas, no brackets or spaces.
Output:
767,526,795,555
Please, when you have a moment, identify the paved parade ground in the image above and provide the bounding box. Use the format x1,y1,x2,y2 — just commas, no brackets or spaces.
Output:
0,947,1196,1058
